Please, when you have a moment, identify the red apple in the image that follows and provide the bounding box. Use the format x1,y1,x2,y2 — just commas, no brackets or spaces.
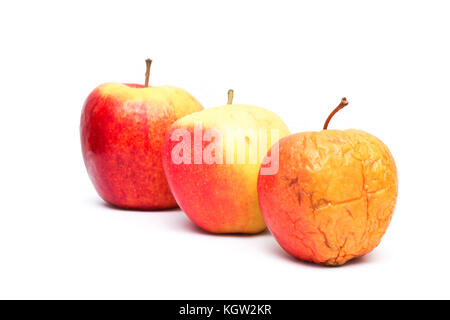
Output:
80,59,204,209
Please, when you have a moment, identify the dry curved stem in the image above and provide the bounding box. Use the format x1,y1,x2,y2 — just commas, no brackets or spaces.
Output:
323,97,348,130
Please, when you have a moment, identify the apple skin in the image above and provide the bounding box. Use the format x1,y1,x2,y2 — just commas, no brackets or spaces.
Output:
257,129,398,265
162,105,290,233
80,83,203,209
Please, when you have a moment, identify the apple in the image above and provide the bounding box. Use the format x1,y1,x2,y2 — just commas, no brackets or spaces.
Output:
80,59,204,209
257,98,398,265
162,90,290,233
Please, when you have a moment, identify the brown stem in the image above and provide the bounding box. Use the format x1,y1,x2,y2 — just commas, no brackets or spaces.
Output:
227,89,234,104
323,97,349,130
144,59,152,87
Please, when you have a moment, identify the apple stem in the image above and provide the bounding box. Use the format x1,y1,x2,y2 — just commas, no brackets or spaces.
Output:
227,89,234,104
323,97,349,130
144,59,152,87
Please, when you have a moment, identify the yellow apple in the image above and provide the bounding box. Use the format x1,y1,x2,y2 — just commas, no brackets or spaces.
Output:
162,90,290,233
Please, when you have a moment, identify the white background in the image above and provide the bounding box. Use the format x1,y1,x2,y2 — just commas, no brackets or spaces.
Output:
1,0,449,299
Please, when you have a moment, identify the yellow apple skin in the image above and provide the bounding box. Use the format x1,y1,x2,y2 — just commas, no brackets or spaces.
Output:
162,104,290,233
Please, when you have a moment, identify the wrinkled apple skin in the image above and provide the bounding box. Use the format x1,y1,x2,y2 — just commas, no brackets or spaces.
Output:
257,130,398,265
80,83,203,209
